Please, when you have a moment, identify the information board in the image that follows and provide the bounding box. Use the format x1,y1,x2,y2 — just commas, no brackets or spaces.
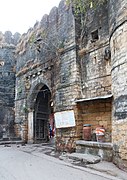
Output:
54,110,75,128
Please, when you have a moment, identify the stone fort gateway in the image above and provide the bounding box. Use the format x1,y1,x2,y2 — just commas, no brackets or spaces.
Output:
0,0,127,171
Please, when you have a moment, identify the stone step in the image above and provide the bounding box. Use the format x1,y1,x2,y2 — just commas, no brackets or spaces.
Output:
0,140,24,146
67,153,101,164
0,137,22,141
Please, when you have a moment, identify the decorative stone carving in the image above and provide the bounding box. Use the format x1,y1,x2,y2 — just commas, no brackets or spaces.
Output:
25,80,31,90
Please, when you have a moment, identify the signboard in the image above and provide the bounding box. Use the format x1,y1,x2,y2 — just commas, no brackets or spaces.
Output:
54,110,75,128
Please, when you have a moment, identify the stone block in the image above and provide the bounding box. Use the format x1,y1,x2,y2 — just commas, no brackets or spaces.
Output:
67,153,101,164
76,140,113,162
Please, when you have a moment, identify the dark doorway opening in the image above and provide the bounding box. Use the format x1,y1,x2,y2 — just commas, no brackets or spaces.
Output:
34,85,51,143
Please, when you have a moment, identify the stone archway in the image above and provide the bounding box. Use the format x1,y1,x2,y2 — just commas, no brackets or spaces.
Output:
27,81,52,143
34,85,51,143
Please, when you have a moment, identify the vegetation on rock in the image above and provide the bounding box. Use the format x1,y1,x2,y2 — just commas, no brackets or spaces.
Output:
66,0,107,14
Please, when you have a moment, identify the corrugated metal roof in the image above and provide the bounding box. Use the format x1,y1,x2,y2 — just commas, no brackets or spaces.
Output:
75,94,113,103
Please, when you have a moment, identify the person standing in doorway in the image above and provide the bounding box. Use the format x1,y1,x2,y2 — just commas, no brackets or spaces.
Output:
49,124,52,138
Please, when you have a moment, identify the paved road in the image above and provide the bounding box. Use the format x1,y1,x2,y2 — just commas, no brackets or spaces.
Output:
0,144,119,180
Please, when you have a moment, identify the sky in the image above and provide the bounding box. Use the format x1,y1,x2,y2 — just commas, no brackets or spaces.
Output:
0,0,61,35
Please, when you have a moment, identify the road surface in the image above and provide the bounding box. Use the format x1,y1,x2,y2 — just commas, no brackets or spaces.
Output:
0,144,119,180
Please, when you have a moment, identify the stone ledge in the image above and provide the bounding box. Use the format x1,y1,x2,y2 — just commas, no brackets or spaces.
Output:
76,140,113,162
76,140,113,149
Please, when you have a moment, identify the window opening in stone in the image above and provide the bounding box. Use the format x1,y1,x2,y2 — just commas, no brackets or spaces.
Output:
91,30,99,42
93,56,97,64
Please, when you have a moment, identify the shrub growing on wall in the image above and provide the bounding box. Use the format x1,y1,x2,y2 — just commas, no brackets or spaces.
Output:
66,0,107,14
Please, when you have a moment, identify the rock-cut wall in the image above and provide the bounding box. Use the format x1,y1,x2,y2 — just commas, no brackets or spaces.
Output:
0,31,20,140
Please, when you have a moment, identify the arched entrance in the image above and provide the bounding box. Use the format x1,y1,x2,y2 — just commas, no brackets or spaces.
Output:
33,85,51,143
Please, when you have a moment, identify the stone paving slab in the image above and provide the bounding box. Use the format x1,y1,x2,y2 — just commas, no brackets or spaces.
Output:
67,152,101,164
86,161,127,180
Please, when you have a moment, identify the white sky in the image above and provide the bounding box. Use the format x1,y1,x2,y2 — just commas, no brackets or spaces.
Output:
0,0,61,35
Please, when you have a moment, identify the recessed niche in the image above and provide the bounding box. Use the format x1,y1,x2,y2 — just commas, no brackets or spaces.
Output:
91,30,99,42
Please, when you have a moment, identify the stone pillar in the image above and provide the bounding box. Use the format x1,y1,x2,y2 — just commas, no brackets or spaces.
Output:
109,0,127,171
21,119,28,142
28,110,34,143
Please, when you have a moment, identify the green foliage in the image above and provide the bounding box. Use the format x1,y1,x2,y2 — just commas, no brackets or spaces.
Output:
58,40,65,49
23,106,28,113
17,86,22,94
29,33,36,45
66,0,107,14
41,30,47,39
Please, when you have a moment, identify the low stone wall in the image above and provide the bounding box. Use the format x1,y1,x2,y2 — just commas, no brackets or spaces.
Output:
76,140,113,162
